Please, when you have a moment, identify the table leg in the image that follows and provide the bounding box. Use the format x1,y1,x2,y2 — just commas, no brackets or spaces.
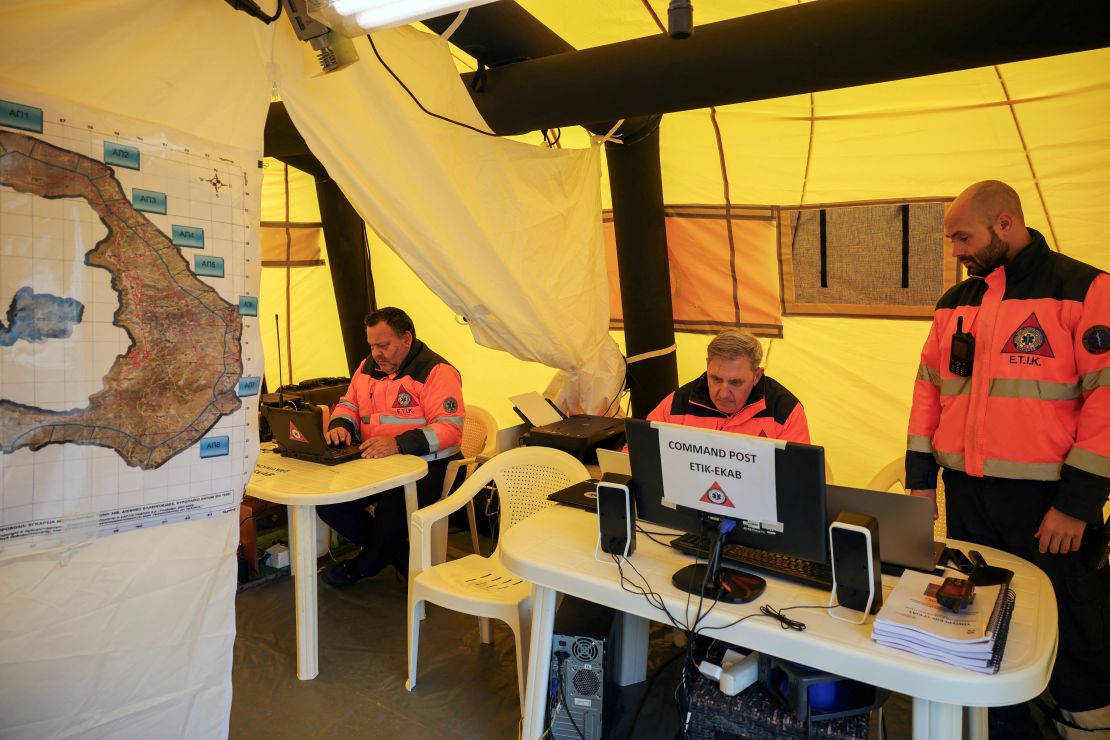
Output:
967,706,988,739
403,481,425,621
610,611,649,686
913,697,962,739
289,504,319,680
521,585,557,740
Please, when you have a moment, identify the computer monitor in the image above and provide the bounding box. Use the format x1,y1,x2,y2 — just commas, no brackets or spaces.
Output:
625,419,827,598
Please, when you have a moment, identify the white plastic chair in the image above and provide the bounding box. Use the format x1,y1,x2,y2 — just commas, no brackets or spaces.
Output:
867,455,947,539
405,446,590,710
434,405,498,561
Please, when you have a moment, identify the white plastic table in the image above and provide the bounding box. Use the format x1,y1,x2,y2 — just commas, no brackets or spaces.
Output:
246,446,427,680
501,505,1058,740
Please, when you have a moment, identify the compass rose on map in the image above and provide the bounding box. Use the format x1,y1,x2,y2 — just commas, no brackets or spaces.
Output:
202,169,227,197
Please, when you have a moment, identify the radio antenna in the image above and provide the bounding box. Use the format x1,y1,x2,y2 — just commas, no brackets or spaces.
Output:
275,314,285,407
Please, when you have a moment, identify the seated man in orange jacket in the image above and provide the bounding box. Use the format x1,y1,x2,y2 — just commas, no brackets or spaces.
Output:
648,329,810,444
319,307,464,588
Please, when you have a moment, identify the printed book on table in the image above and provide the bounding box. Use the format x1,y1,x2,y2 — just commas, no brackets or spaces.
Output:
871,570,1016,674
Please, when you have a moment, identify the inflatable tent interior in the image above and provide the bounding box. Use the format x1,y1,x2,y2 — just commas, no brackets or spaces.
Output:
1,0,1107,735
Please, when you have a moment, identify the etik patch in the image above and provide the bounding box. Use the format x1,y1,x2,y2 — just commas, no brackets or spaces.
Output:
1000,312,1055,358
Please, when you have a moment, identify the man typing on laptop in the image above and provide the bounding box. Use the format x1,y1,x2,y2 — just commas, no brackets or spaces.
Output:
319,307,465,588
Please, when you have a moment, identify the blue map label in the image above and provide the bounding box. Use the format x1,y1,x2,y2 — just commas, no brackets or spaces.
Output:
194,255,224,277
238,376,261,396
199,436,229,458
132,188,166,214
171,224,205,248
238,296,259,316
0,100,43,133
103,142,140,170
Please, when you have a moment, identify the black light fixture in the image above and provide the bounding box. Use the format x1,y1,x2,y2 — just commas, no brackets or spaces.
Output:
668,0,693,39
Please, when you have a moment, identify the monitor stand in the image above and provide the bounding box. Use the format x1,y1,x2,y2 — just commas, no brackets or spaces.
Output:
671,519,766,604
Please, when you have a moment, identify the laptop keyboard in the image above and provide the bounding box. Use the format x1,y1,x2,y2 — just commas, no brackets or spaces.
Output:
670,532,833,589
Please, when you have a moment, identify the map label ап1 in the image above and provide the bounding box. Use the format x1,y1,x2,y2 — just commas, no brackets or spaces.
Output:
0,100,43,133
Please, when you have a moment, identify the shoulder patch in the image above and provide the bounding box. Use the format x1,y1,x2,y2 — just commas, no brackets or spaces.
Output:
1083,325,1110,355
443,397,459,413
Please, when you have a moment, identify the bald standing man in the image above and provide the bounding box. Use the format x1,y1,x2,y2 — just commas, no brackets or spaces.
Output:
906,181,1110,736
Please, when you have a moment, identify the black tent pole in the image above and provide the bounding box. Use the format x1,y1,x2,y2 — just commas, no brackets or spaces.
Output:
605,123,679,417
314,177,375,376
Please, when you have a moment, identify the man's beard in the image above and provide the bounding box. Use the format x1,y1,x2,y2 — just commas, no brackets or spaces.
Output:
962,227,1009,277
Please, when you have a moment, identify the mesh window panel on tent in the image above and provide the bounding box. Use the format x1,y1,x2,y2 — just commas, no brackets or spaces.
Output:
604,205,783,338
779,199,960,319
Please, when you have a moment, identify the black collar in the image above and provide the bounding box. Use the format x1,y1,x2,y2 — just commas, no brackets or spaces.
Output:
365,338,425,379
1002,228,1051,282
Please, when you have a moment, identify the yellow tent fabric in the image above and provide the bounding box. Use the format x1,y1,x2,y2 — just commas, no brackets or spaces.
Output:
281,38,1109,488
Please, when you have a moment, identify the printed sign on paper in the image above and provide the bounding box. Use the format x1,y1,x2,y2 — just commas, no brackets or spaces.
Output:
655,422,780,524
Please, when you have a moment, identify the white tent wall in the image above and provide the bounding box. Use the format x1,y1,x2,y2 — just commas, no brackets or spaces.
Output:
0,2,270,737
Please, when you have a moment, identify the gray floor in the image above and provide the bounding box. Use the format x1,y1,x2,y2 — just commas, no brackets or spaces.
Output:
230,535,1057,739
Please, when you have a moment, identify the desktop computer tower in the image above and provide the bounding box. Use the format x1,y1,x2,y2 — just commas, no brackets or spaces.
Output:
548,596,616,740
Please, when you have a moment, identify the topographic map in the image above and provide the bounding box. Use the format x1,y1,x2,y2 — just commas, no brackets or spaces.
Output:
0,130,243,468
0,88,262,550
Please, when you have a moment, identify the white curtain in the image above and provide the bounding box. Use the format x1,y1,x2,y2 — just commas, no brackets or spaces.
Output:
263,23,624,415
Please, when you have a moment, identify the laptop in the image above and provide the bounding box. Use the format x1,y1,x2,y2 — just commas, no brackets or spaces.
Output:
826,484,946,572
262,405,362,465
547,449,632,509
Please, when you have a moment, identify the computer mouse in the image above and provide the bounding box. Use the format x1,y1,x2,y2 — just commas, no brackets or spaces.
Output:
719,571,767,603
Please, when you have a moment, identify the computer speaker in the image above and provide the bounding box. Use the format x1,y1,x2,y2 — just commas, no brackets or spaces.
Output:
827,512,882,623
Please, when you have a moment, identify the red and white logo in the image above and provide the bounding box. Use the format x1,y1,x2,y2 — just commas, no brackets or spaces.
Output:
1001,312,1055,358
699,482,735,508
289,420,308,444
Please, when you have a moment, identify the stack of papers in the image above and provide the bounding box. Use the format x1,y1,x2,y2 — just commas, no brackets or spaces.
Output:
871,570,1015,674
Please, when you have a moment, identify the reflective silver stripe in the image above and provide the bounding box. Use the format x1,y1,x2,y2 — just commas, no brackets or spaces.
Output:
430,415,465,427
420,445,461,461
422,427,440,452
939,377,971,397
1065,445,1110,478
907,434,934,454
934,449,966,472
982,458,1061,481
337,400,359,413
987,377,1081,401
361,416,372,423
379,415,427,425
917,364,941,386
1082,367,1110,393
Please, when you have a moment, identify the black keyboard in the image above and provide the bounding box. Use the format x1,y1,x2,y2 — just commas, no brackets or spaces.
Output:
669,532,833,589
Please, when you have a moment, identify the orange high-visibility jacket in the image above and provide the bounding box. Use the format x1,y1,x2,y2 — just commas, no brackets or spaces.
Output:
907,230,1110,523
648,373,810,444
329,340,464,461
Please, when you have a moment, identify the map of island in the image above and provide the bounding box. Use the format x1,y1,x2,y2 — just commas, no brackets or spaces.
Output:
0,286,84,347
0,130,243,469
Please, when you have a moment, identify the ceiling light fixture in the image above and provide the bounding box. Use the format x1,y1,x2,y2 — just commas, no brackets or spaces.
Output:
306,0,498,37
